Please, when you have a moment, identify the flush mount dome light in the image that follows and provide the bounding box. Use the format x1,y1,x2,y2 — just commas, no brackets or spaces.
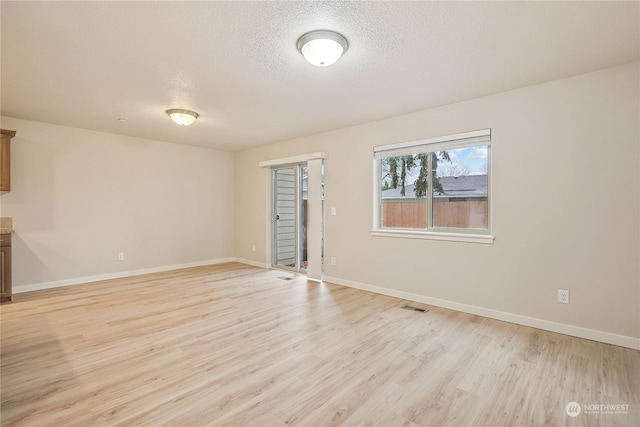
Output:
166,109,199,126
297,30,348,66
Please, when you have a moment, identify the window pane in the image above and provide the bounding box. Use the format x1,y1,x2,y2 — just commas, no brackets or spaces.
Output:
374,130,491,237
380,154,428,229
432,145,488,230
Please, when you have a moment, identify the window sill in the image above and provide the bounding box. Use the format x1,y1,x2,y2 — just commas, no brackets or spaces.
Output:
370,229,495,244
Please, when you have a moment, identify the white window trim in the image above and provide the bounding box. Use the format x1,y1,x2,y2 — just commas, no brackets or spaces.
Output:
370,229,495,244
374,129,490,158
372,129,494,244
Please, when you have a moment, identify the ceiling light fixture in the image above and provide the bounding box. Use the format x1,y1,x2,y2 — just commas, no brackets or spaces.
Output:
297,30,348,67
166,109,199,126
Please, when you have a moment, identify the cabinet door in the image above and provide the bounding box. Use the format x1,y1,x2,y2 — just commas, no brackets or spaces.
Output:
0,130,16,192
0,247,11,300
1,134,11,191
0,248,4,294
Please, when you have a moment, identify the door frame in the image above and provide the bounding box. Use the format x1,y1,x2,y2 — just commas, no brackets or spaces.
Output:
259,152,326,279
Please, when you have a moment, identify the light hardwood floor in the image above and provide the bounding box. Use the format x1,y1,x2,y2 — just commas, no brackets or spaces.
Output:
1,262,638,426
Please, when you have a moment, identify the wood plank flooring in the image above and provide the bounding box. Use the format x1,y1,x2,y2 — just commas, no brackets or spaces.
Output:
1,262,638,426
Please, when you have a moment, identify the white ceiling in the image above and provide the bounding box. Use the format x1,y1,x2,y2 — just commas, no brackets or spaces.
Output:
1,1,638,152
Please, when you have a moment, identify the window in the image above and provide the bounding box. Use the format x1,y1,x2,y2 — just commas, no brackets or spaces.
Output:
372,129,493,243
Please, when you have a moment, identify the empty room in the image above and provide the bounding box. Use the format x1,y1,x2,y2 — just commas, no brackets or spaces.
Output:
1,1,639,426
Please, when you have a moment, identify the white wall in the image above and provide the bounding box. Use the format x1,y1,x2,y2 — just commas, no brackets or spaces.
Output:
235,62,640,346
0,117,235,290
2,63,637,347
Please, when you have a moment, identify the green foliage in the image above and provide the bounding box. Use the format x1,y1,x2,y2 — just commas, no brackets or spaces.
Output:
414,153,429,197
383,151,450,197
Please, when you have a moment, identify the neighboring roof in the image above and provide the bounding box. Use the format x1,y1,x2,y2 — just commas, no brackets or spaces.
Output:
382,175,487,198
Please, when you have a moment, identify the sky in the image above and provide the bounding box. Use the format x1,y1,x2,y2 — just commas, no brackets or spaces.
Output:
442,145,488,176
380,144,489,185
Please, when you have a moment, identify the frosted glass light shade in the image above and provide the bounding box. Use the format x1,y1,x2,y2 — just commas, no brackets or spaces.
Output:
166,109,199,126
297,30,348,67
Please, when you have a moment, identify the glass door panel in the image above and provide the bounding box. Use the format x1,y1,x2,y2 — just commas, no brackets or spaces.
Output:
273,168,297,269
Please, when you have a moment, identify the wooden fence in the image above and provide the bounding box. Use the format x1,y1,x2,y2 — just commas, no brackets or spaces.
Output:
382,198,488,229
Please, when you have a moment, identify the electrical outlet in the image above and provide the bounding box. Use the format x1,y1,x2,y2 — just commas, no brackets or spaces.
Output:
331,207,336,216
252,245,256,252
117,252,125,261
330,257,336,266
558,289,569,304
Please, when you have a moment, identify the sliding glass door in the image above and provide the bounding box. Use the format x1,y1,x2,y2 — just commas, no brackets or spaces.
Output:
273,166,307,271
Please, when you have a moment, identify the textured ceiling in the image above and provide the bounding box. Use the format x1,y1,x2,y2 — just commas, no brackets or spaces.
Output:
1,1,638,151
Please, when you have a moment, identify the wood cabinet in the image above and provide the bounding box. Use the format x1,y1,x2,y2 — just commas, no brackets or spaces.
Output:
1,234,12,302
1,129,16,192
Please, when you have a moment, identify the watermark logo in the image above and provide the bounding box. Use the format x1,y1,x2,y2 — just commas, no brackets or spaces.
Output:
582,403,630,415
565,401,631,417
565,402,581,417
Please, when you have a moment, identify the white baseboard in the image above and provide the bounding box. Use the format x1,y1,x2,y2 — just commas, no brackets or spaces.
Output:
14,258,237,294
323,275,640,351
232,257,269,269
